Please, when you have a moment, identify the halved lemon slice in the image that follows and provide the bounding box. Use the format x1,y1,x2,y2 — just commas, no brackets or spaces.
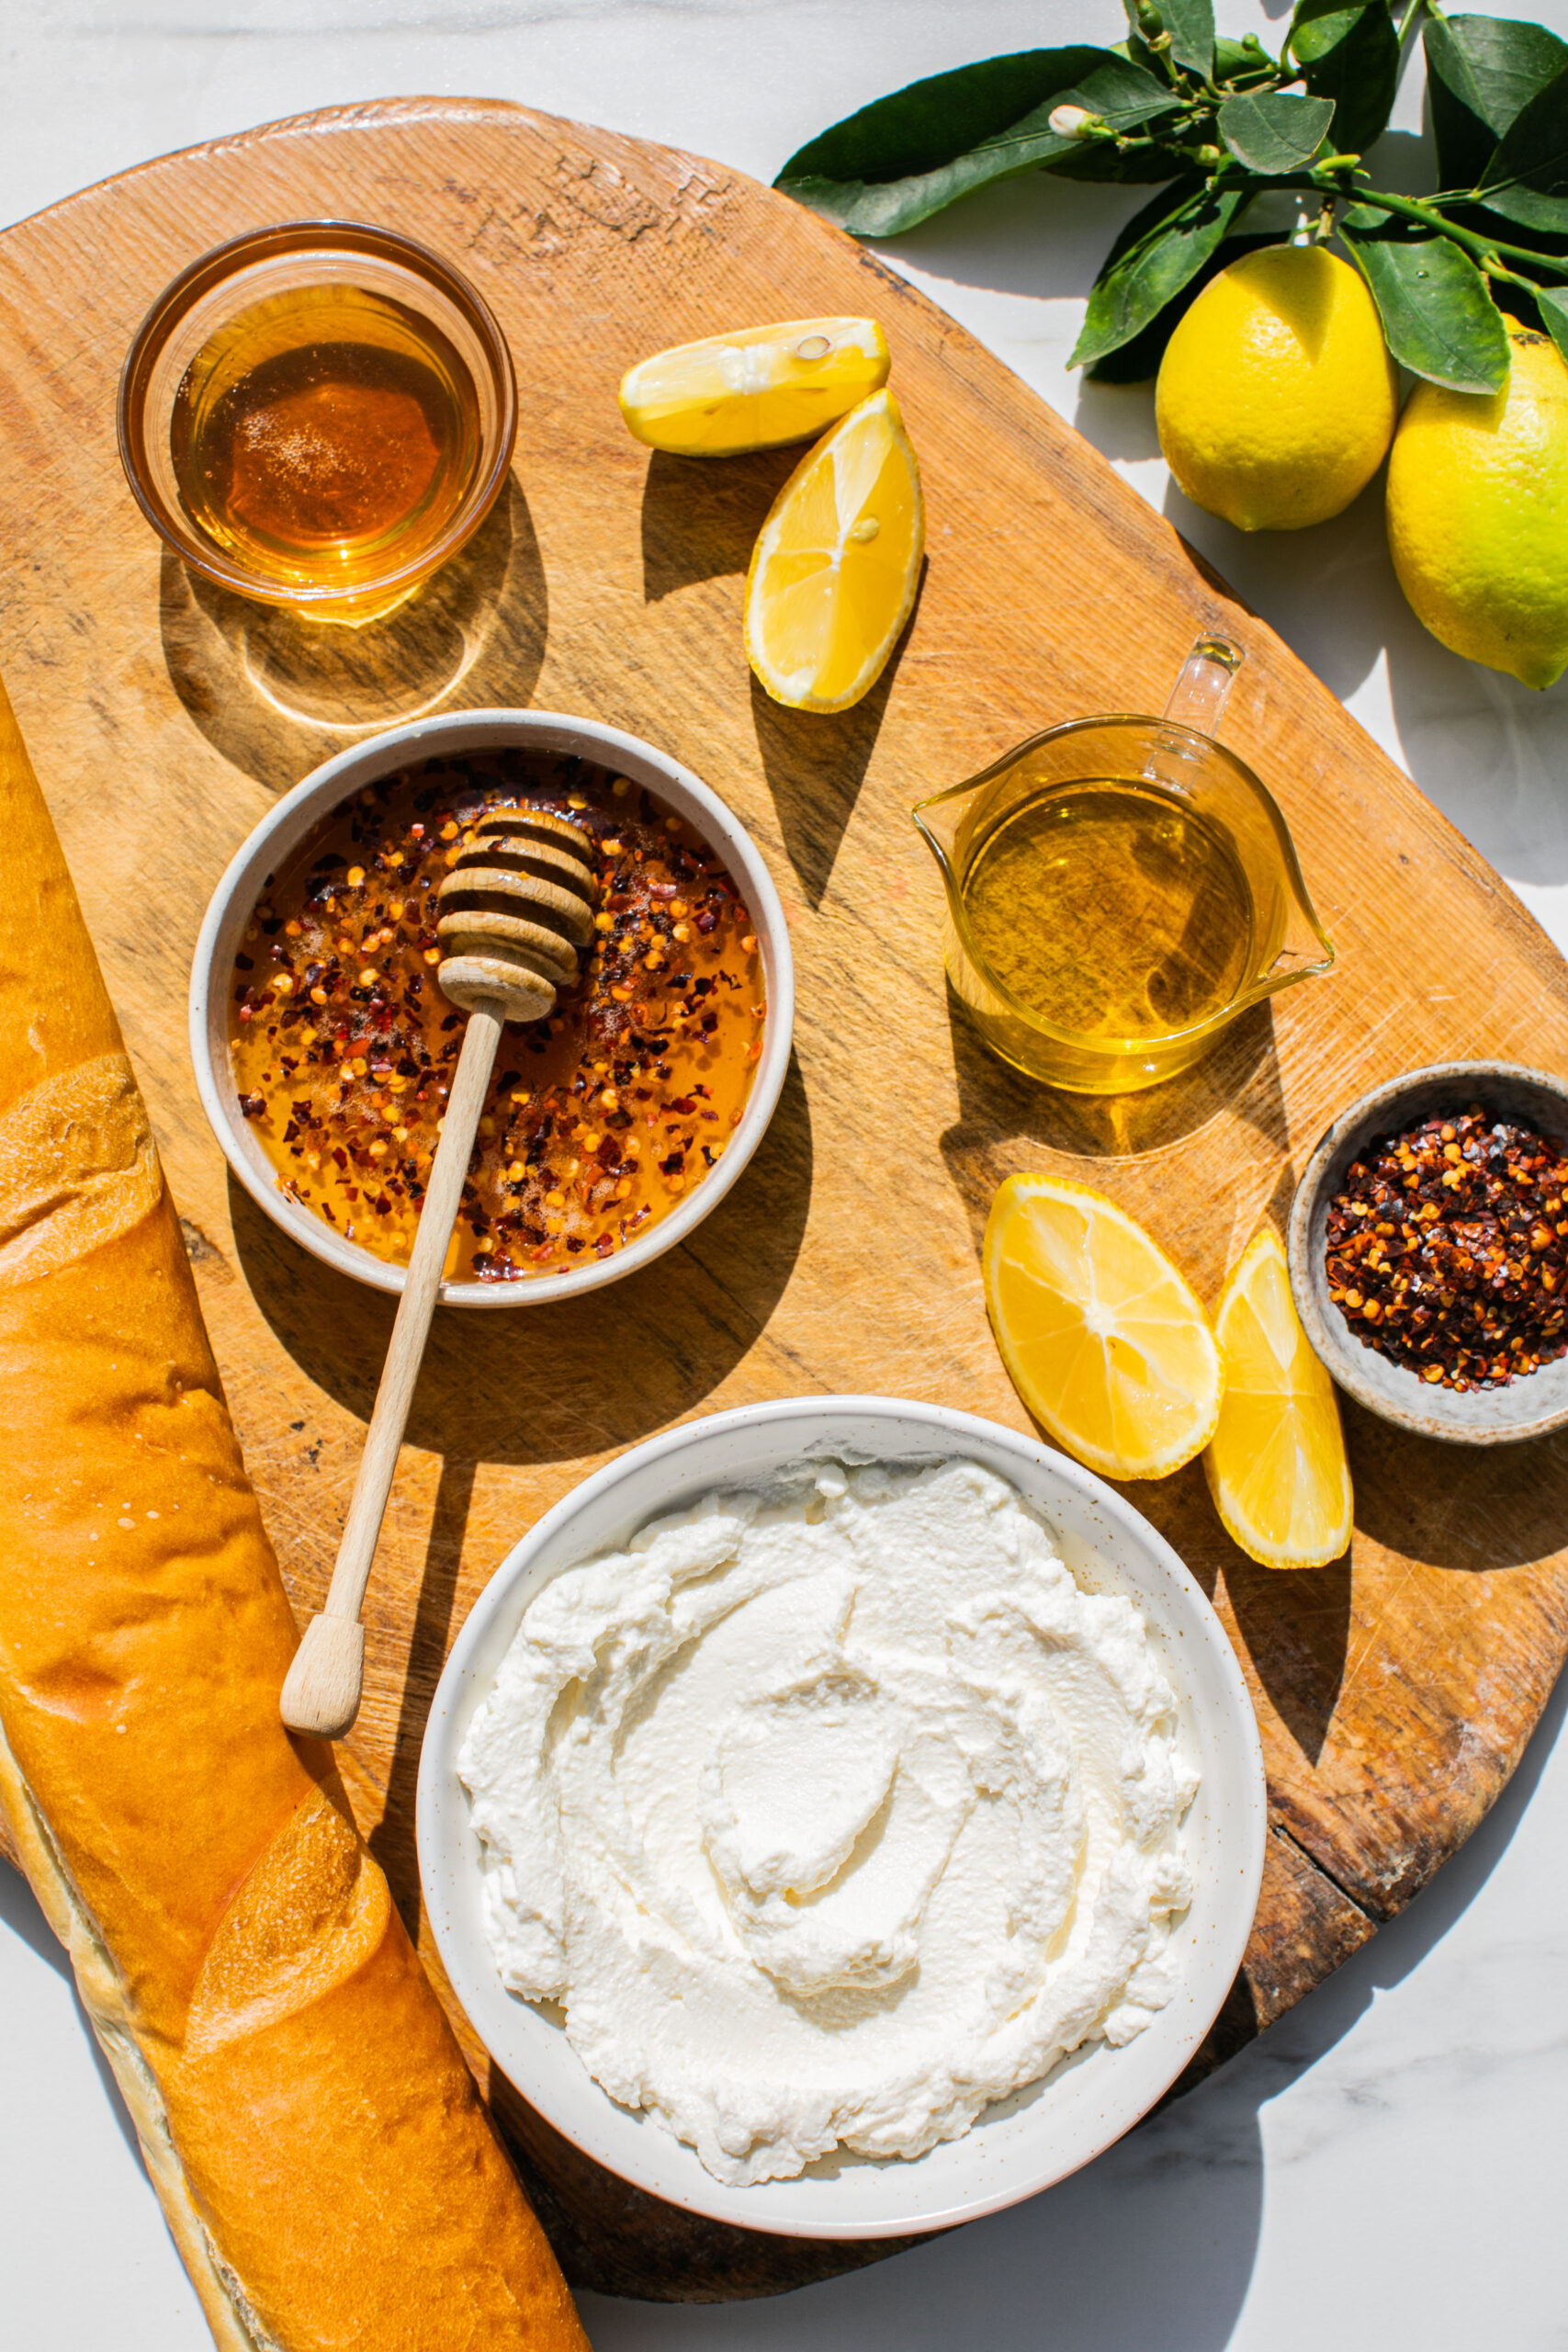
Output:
744,388,924,714
1204,1226,1352,1568
618,317,890,456
983,1173,1222,1480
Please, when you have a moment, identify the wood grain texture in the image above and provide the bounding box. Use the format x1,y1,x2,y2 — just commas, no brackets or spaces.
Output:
2,96,1567,2302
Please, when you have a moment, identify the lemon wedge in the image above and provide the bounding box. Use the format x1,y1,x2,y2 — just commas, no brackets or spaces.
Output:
983,1173,1223,1480
618,317,890,457
744,388,924,714
1204,1227,1352,1568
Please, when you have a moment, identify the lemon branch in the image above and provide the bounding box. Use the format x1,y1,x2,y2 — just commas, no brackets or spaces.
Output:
1276,173,1568,285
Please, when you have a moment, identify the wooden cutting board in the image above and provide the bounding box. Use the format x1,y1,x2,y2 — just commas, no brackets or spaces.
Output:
4,96,1568,2305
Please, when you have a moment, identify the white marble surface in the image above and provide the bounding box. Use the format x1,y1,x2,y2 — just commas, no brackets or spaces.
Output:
4,3,1568,2346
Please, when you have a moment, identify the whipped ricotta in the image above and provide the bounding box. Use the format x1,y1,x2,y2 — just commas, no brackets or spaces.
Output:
458,1459,1198,2186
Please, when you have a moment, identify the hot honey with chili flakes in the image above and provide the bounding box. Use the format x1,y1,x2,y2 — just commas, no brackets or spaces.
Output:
1325,1104,1568,1390
229,749,765,1281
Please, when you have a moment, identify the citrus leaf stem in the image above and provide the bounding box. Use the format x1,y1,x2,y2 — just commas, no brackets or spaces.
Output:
1280,173,1568,281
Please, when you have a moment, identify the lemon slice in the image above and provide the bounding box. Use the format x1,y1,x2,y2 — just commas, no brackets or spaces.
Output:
983,1173,1222,1480
1204,1227,1352,1568
744,388,924,714
618,317,890,456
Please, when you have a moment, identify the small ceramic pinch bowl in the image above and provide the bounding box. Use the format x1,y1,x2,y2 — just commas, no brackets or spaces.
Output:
189,708,794,1308
417,1395,1267,2240
1288,1060,1568,1445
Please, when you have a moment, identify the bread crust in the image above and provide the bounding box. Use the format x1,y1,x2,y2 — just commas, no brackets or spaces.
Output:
0,677,589,2352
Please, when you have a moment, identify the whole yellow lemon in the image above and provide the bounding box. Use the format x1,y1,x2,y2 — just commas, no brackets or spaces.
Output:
1386,327,1568,690
1156,244,1398,530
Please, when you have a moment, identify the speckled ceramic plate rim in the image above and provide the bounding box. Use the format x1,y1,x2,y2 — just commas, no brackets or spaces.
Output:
416,1396,1268,2240
188,707,795,1307
1287,1059,1568,1444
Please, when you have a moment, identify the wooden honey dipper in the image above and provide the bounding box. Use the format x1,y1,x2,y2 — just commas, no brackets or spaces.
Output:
280,805,599,1740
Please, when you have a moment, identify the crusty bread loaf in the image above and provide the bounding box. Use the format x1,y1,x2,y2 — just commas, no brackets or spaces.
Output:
0,674,590,2352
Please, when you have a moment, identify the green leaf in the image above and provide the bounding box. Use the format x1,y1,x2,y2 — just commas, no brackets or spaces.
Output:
1050,139,1202,186
1424,13,1568,192
1289,1,1400,157
1086,232,1281,380
1213,35,1278,89
1070,178,1250,368
1340,203,1511,391
778,49,1104,186
773,48,1179,237
1538,284,1568,368
1158,0,1217,82
1057,54,1190,131
1218,90,1337,173
1477,63,1568,232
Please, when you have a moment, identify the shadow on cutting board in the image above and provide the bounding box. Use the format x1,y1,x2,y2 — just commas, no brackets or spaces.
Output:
936,984,1289,1264
638,439,921,906
364,1450,475,1930
749,576,922,913
639,445,796,605
227,1044,813,1468
158,475,548,794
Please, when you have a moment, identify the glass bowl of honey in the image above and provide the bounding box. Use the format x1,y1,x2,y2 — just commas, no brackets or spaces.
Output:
118,220,517,625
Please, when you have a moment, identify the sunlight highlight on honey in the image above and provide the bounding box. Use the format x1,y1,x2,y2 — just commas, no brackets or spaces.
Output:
171,282,481,596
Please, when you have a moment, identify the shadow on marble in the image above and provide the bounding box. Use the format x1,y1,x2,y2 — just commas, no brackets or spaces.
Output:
867,168,1147,313
1073,377,1163,461
1164,452,1568,901
1161,470,1568,897
583,2075,1266,2350
0,1866,144,2168
1384,618,1568,891
1161,461,1401,702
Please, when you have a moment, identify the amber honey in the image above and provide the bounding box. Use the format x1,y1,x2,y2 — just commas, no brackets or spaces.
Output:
963,780,1254,1042
170,283,482,598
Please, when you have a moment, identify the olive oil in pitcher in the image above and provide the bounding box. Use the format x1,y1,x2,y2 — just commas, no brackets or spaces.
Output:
962,779,1254,1043
911,636,1337,1093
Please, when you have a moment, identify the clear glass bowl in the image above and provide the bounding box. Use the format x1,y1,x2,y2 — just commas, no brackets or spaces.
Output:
118,219,517,625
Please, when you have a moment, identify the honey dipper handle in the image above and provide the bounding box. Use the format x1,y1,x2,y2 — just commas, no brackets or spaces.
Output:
281,1000,506,1739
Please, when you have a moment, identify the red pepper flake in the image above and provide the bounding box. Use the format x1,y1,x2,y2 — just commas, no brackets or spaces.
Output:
1325,1102,1568,1390
231,751,763,1284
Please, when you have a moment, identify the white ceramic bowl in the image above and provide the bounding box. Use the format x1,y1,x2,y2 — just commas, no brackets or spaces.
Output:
417,1396,1267,2239
188,709,794,1306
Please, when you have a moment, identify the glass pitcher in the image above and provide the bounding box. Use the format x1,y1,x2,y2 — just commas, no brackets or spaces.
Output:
911,637,1334,1096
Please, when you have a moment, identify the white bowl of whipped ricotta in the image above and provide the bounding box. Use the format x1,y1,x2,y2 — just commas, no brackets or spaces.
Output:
417,1396,1266,2238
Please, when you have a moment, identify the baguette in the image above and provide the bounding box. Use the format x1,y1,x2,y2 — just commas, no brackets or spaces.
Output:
0,673,590,2352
